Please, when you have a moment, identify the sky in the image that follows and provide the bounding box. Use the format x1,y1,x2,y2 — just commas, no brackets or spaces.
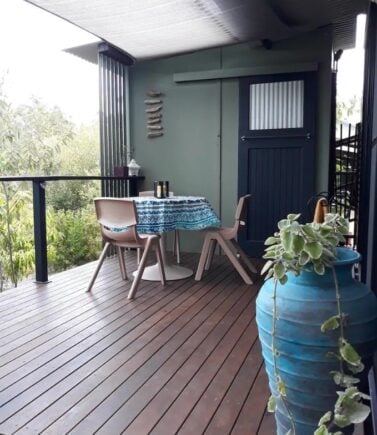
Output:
0,1,367,126
0,0,99,125
336,14,366,124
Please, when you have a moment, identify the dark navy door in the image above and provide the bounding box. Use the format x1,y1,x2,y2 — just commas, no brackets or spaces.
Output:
238,72,317,257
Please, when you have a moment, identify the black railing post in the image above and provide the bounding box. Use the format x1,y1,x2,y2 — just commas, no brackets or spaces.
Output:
128,177,139,197
0,175,144,284
32,179,48,283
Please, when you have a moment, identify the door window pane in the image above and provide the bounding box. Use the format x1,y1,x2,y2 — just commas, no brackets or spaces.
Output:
249,80,304,130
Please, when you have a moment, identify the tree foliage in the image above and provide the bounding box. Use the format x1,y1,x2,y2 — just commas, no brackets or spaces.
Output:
0,79,101,289
336,95,361,125
47,123,100,211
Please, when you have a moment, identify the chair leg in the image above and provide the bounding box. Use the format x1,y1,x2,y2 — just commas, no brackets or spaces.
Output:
205,239,216,270
137,248,141,265
174,230,181,264
230,239,258,274
86,242,111,292
155,240,166,285
116,246,127,280
195,235,212,281
128,239,152,299
216,236,253,285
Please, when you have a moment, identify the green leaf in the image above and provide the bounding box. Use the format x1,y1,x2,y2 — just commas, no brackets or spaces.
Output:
290,221,300,231
334,413,349,428
304,241,323,259
314,425,329,435
265,236,279,246
326,351,341,360
320,226,335,237
279,275,288,285
320,315,340,332
327,235,340,247
274,263,285,280
322,247,336,261
292,234,305,255
287,213,300,221
335,387,371,427
281,230,292,251
338,225,349,235
358,391,371,401
282,252,294,261
302,224,316,238
298,251,310,266
277,378,287,396
278,219,290,230
324,213,337,224
338,234,347,244
348,361,365,374
318,411,332,425
267,395,276,413
261,260,273,275
264,268,274,281
265,244,279,252
332,371,360,387
340,341,361,366
314,261,325,275
263,251,278,260
343,401,370,424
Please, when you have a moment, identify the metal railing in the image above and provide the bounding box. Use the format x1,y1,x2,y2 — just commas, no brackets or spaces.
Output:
332,123,362,247
0,175,144,283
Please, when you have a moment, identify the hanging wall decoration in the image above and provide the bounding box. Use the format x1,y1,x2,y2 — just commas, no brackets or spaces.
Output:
145,90,164,138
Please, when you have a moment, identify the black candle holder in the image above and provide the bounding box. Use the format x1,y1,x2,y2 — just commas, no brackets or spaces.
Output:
153,181,169,198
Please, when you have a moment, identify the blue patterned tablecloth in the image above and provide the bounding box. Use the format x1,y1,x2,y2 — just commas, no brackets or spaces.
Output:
132,196,220,234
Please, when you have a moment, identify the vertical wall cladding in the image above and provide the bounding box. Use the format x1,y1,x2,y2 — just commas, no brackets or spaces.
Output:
99,52,128,197
129,29,332,252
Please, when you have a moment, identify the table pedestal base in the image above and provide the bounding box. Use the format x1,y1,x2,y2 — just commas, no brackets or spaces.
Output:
134,262,193,281
132,235,193,281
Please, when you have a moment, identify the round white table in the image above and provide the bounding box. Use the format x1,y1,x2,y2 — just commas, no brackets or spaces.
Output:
131,195,220,281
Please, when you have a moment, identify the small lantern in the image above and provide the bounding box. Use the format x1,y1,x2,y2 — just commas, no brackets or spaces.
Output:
128,159,141,176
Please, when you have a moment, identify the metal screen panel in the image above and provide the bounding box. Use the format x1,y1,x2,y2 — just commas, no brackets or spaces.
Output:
99,52,128,197
249,80,304,130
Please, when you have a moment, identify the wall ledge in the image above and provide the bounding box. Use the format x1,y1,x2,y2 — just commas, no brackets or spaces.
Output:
174,62,318,83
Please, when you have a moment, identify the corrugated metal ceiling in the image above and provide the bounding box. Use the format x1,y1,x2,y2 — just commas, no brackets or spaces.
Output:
26,0,368,60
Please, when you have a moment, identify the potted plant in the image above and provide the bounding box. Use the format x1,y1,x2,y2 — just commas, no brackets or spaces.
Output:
256,213,377,435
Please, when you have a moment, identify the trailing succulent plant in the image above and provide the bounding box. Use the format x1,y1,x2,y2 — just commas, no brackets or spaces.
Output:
261,213,370,435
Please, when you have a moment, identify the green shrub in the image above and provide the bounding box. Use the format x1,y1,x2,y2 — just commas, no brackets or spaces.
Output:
47,206,101,273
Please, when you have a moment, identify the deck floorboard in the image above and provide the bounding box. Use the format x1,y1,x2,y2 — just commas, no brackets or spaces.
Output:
0,252,273,434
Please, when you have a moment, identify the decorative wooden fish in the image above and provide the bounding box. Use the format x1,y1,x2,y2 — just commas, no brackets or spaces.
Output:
146,90,162,97
148,118,161,125
146,105,162,113
144,99,162,104
148,113,162,120
148,131,163,138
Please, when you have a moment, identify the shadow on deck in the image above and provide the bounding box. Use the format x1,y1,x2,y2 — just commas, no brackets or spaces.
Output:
0,252,275,434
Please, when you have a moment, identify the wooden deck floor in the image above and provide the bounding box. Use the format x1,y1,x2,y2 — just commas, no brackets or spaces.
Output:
0,252,275,435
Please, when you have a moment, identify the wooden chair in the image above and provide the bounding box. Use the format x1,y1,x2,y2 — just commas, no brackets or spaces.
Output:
87,197,166,299
195,194,257,284
137,190,181,264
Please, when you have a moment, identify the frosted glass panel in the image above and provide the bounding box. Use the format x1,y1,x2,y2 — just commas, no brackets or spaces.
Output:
249,80,304,130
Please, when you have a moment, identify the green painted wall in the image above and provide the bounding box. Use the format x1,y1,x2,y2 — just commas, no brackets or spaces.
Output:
129,28,332,252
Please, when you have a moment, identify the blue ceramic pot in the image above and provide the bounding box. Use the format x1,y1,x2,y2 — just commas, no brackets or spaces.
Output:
256,248,377,434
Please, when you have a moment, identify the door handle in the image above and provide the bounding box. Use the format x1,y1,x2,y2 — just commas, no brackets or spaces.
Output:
241,132,312,141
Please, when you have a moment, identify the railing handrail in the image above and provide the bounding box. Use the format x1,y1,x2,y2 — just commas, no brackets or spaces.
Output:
0,175,144,182
0,175,145,283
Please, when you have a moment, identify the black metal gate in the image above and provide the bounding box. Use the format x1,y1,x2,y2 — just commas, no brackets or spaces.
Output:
328,122,362,247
